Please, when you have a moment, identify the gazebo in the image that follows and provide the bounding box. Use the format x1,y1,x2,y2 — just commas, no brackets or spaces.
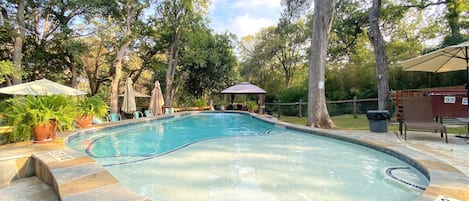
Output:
221,82,266,114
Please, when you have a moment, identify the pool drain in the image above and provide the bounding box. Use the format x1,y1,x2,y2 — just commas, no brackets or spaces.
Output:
385,167,426,191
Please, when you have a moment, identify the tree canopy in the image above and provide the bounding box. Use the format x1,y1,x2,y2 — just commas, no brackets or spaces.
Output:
0,0,468,112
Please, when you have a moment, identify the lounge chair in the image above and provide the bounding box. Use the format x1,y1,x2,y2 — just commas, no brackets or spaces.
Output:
164,108,174,114
144,110,153,117
399,95,448,143
133,111,144,119
105,113,122,122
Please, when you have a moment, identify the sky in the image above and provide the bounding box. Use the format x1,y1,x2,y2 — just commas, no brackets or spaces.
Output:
208,0,282,38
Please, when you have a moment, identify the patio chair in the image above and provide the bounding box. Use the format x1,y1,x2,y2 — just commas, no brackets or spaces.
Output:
105,113,122,122
144,110,153,117
399,96,448,143
133,111,144,119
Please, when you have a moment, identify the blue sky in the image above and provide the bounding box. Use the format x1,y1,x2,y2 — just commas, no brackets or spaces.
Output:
208,0,282,38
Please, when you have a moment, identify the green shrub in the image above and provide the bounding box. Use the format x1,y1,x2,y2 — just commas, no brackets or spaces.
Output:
1,95,79,143
193,98,206,108
76,96,109,118
246,100,259,112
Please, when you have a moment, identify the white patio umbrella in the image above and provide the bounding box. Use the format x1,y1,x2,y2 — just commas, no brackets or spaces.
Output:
401,40,469,138
0,78,87,96
121,77,137,114
149,80,164,116
401,40,469,99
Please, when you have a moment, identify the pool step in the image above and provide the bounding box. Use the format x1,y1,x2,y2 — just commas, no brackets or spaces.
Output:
32,149,151,201
385,166,426,191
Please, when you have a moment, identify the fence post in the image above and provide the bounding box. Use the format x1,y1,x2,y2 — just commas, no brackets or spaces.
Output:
277,100,281,118
298,99,302,118
353,96,357,119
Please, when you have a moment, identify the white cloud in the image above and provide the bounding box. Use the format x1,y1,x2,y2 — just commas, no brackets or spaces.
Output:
209,0,281,38
229,14,275,37
233,0,281,9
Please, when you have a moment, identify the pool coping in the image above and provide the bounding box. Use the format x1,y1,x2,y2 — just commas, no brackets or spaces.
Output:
1,111,469,201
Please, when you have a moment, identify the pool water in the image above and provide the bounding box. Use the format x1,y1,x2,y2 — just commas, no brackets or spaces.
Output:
68,113,429,201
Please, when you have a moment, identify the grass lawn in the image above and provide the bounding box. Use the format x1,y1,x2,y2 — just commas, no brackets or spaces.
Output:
278,114,468,135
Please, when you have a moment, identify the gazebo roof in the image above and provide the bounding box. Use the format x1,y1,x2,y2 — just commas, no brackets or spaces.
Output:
221,82,266,94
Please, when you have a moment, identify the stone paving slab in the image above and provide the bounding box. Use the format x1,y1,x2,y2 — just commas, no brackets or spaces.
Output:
62,183,150,201
0,177,58,201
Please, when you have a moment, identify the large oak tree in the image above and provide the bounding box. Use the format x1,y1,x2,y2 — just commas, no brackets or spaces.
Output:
307,0,336,128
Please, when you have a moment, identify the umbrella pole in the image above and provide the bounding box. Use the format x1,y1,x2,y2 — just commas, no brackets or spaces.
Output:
464,46,469,137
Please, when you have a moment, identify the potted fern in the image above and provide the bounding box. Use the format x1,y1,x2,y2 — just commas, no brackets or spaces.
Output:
76,96,109,128
2,95,79,143
246,100,259,113
218,100,229,111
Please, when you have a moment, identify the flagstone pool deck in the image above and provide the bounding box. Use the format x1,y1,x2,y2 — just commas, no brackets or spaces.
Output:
0,112,468,201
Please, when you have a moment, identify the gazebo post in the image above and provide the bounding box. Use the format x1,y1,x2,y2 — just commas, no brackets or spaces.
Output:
258,94,265,114
230,94,235,104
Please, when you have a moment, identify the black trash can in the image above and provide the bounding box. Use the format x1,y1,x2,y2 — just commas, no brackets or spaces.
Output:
366,110,390,132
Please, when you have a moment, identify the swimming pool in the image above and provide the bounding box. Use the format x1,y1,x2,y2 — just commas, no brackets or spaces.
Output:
68,112,429,201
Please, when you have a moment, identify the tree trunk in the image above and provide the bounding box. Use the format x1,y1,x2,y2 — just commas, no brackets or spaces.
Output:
164,30,181,107
110,1,133,114
12,0,25,84
368,0,389,110
70,56,78,88
86,44,104,96
307,0,336,128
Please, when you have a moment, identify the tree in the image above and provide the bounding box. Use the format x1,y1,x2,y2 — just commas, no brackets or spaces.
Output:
368,0,389,110
238,28,286,98
275,0,311,88
307,0,336,128
156,0,209,107
81,20,115,95
0,60,20,85
12,0,24,84
0,0,25,85
109,0,149,114
180,30,237,98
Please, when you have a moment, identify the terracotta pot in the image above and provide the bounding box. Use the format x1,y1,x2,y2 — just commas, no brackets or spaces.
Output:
76,115,93,128
33,120,57,143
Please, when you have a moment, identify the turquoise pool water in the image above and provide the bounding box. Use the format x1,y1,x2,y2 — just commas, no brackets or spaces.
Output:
68,113,429,201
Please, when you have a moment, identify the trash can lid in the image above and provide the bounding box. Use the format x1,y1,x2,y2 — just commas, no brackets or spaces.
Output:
366,110,390,120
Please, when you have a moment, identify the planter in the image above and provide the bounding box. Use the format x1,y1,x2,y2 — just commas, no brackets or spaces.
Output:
33,120,57,143
76,115,93,128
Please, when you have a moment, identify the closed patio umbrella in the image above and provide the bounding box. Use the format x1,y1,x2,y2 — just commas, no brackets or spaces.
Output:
149,80,164,116
121,77,137,114
0,78,87,96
